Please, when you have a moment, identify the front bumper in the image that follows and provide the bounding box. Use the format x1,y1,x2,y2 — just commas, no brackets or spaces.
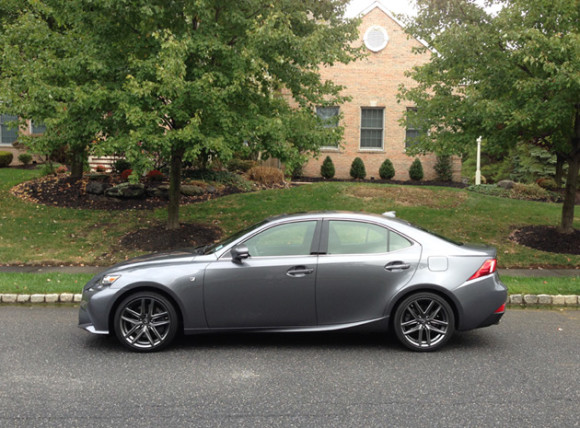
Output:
78,284,120,335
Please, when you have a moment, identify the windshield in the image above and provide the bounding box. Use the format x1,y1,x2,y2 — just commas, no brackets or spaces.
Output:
202,220,268,254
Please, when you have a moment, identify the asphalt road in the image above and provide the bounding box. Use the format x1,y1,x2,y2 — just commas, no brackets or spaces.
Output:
0,306,578,427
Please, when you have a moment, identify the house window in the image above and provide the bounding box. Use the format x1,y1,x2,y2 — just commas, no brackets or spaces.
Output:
316,106,339,148
405,107,424,149
360,108,384,149
0,114,18,145
31,121,46,134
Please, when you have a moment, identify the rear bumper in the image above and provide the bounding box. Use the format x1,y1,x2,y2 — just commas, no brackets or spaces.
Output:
454,273,508,331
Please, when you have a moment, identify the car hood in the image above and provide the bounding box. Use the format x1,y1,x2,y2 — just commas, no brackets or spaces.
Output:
105,249,199,273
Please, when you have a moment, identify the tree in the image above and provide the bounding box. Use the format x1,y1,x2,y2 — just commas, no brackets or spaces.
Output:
321,156,336,179
409,158,423,181
399,0,579,232
0,1,114,178
84,0,361,229
350,157,366,179
379,158,395,180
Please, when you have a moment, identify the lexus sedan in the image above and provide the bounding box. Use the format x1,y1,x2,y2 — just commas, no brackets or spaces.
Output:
79,211,507,352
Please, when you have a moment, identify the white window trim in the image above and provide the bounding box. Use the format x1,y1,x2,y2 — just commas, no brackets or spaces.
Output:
359,107,385,151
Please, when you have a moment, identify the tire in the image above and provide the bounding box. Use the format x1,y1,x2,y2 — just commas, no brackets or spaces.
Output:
113,291,179,352
393,292,455,352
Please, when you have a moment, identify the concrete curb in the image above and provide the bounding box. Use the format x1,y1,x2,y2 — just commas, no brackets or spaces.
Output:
1,293,578,307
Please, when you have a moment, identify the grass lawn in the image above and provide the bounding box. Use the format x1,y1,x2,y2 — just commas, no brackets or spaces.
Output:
0,168,578,270
0,272,576,296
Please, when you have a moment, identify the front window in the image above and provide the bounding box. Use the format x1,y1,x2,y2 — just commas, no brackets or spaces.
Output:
405,107,424,149
0,115,18,145
31,121,46,134
243,221,318,257
316,106,340,148
360,108,384,149
327,221,411,254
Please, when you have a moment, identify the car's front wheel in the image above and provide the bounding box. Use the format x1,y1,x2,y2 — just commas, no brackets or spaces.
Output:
113,291,178,352
393,292,455,352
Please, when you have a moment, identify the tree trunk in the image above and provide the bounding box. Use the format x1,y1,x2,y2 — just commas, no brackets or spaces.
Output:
559,153,579,233
559,106,580,233
167,147,184,230
69,147,86,179
554,153,564,188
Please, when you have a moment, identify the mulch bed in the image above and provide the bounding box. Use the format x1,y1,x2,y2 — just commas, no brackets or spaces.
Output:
120,222,223,252
510,225,580,255
11,175,244,210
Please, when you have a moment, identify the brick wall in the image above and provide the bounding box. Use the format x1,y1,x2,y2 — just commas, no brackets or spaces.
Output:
303,5,461,181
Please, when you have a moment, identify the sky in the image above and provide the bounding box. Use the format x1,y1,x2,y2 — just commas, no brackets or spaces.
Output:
345,0,417,18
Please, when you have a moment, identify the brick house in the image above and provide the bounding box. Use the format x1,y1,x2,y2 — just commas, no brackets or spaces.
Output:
0,115,45,165
302,1,461,181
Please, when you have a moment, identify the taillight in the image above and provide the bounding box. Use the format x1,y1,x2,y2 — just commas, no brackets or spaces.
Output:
468,258,497,281
495,303,506,313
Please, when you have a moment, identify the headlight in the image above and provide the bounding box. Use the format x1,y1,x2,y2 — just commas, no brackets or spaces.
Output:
101,274,121,286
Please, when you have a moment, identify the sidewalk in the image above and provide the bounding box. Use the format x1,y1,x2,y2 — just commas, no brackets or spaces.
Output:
0,265,578,277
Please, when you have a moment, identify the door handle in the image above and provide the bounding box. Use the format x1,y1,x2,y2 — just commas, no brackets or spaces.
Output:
384,262,411,271
286,266,315,277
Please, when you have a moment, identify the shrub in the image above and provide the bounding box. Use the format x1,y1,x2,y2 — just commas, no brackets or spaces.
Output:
120,169,133,181
350,157,366,180
379,159,395,180
247,166,285,185
434,154,452,181
56,165,68,174
320,156,335,179
18,153,33,165
511,183,551,201
146,169,164,181
536,177,558,191
95,165,107,173
113,159,131,174
227,159,256,173
0,151,14,167
409,158,424,181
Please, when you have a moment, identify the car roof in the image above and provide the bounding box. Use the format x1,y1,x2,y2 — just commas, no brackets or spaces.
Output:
265,211,409,226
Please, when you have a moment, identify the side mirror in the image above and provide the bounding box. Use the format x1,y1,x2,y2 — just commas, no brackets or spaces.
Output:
231,245,250,262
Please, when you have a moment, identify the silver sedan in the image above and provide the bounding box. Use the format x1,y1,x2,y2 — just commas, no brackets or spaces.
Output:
79,211,507,352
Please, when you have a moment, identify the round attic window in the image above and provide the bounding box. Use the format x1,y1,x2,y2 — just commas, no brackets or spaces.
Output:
364,25,389,52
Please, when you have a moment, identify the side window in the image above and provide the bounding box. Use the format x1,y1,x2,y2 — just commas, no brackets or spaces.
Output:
327,221,412,254
328,221,387,254
243,221,317,257
389,230,412,251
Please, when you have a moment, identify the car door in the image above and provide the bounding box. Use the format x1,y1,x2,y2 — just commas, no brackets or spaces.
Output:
316,219,421,325
203,220,320,328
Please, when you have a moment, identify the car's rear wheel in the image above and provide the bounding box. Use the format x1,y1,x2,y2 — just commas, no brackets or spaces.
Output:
114,291,178,352
393,292,455,352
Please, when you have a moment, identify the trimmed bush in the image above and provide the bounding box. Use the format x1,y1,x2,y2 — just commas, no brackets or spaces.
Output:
536,177,558,191
247,166,285,185
227,159,256,173
113,159,131,174
434,154,452,181
0,151,14,167
379,159,395,180
120,169,133,181
409,158,424,181
320,156,335,179
146,169,164,182
350,157,366,180
18,153,33,165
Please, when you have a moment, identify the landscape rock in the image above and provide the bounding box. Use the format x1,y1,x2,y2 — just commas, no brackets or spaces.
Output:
30,294,45,303
510,294,523,305
552,295,566,305
537,294,552,305
1,294,17,303
206,185,217,194
17,294,31,303
87,173,110,183
523,294,538,304
181,185,205,196
148,185,169,199
86,181,109,195
59,293,73,303
563,295,577,305
45,294,59,303
497,180,515,190
104,183,146,199
74,294,82,302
